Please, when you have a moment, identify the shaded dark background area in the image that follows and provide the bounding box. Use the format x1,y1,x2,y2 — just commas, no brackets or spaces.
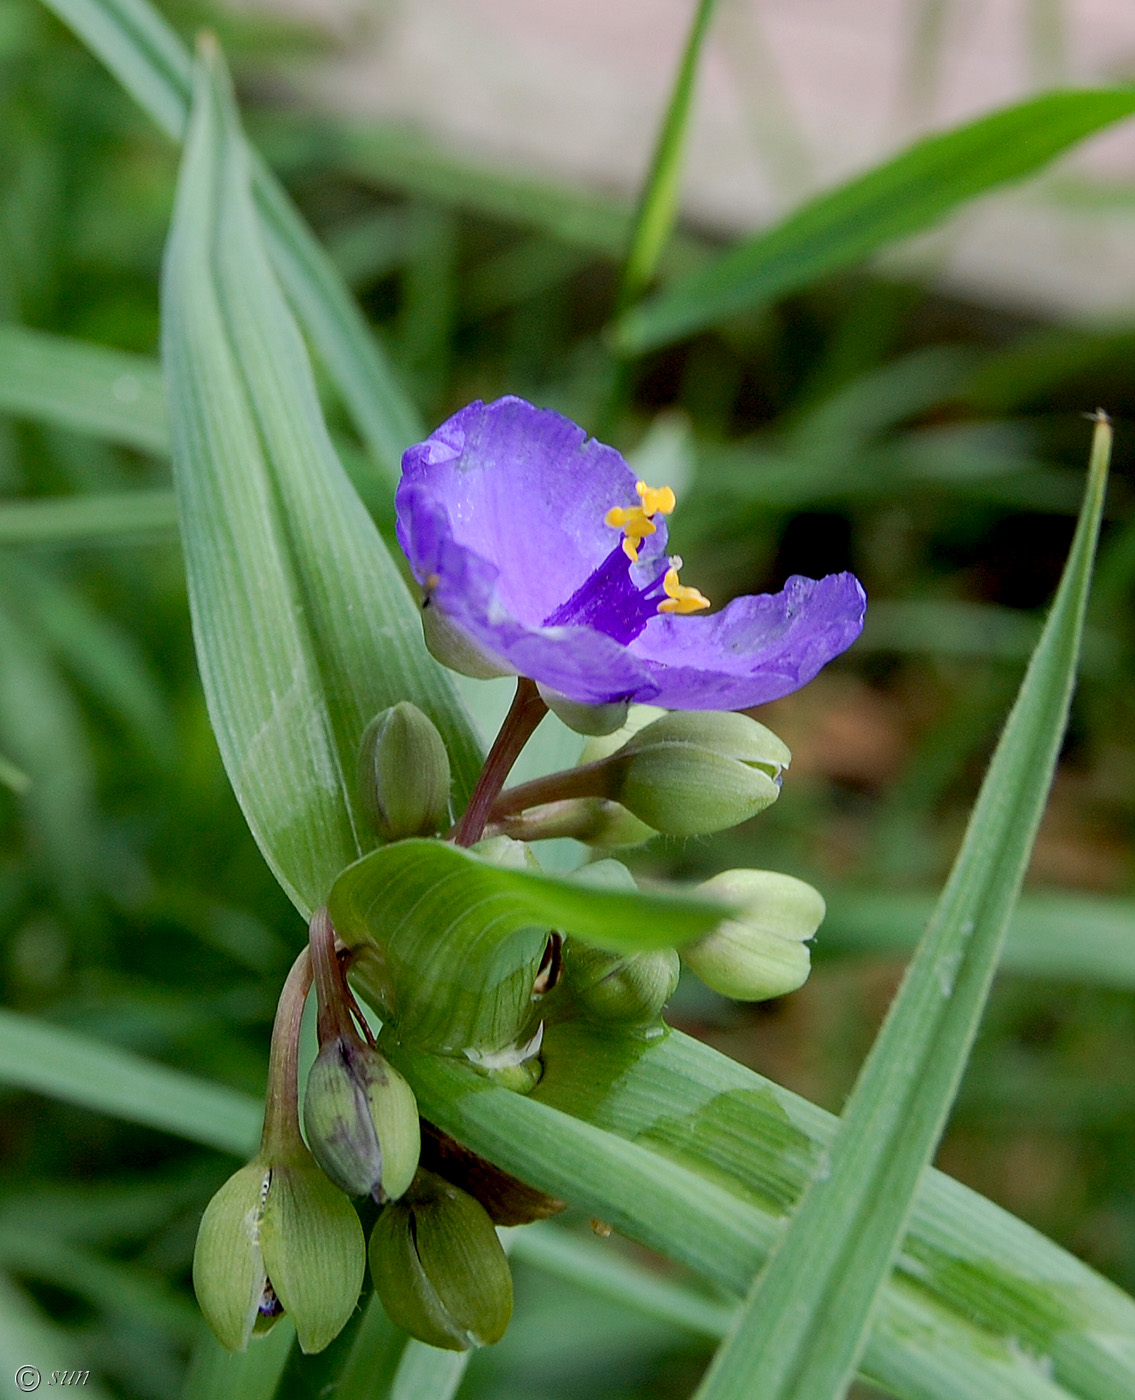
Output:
1,2,1134,1396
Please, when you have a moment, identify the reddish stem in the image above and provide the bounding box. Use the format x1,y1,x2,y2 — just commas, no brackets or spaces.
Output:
454,678,548,847
260,946,312,1156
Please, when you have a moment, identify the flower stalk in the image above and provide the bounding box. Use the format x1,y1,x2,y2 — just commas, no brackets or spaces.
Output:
454,678,548,846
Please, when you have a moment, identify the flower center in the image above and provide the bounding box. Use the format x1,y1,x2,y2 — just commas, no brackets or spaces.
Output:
605,480,676,562
605,482,711,616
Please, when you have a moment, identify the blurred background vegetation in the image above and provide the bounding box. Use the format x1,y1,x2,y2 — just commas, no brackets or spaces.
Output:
1,1,1134,1396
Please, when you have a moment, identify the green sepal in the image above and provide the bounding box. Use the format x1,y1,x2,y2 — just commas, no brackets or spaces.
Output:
192,1149,366,1355
369,1172,513,1350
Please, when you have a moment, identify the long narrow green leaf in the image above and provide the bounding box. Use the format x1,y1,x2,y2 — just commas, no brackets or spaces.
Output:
690,428,1112,1400
511,1224,735,1340
394,1045,1085,1400
161,43,480,916
0,1008,261,1155
0,1271,113,1400
332,1295,408,1400
181,1318,293,1400
824,888,1135,987
387,1342,468,1400
0,490,178,545
613,90,1135,352
0,324,169,454
2,1010,1133,1399
618,0,720,308
0,751,30,794
38,0,422,478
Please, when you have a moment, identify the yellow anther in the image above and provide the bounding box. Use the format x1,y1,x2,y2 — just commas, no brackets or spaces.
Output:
636,481,676,517
658,558,710,615
606,481,677,563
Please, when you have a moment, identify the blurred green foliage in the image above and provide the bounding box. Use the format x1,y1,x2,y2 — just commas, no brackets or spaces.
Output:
1,1,1134,1396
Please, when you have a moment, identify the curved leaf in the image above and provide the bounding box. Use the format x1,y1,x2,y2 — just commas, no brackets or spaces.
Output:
329,838,727,1051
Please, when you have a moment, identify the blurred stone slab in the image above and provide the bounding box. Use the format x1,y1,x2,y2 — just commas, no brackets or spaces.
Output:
244,0,1135,321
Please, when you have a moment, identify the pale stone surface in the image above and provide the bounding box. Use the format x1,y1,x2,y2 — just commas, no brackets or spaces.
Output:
238,0,1135,320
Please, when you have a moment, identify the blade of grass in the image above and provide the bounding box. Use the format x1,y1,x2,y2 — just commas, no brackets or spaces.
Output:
0,490,178,545
161,41,480,915
689,418,1111,1400
0,324,168,454
387,1343,468,1400
38,0,422,478
0,1007,261,1154
617,0,721,310
613,91,1135,352
511,1224,735,1340
395,1046,1084,1400
0,751,30,794
823,888,1135,987
0,1272,113,1400
181,1319,294,1400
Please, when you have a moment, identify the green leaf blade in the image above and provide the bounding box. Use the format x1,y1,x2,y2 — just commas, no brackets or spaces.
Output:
614,90,1135,352
688,421,1111,1400
329,838,727,1050
161,43,480,917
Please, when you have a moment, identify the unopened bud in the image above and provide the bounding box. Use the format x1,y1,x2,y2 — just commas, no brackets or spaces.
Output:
369,1172,513,1350
684,869,825,1000
358,702,451,840
303,1037,420,1202
609,712,790,837
579,705,667,764
192,1152,365,1354
536,685,628,736
560,940,680,1026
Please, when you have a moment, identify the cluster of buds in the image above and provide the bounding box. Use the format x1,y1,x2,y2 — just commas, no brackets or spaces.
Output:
193,699,828,1357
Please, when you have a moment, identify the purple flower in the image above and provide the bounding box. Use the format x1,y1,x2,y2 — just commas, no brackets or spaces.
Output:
395,397,866,711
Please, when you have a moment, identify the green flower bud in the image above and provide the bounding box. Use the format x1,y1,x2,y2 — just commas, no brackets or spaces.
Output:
303,1037,421,1203
358,702,451,840
192,1151,365,1354
560,940,680,1026
684,869,825,1000
610,711,791,837
579,704,667,764
369,1172,513,1350
536,684,628,736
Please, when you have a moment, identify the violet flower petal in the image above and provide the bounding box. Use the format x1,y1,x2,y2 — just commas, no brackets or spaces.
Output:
396,397,867,711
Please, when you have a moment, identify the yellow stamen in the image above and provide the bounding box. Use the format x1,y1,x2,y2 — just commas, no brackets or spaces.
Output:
658,556,711,615
605,480,676,563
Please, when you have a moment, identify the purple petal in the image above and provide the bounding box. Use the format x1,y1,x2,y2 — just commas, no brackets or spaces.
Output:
626,573,867,709
397,398,668,628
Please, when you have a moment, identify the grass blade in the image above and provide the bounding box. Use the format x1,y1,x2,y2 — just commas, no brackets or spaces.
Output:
511,1224,735,1340
0,491,178,546
618,0,721,309
0,751,30,794
161,41,480,916
823,888,1135,988
181,1319,294,1400
0,324,168,454
613,91,1135,352
689,418,1111,1400
0,1007,261,1154
38,0,422,477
